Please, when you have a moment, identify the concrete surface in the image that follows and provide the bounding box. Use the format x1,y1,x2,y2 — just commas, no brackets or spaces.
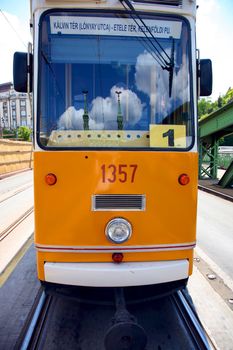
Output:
0,245,40,350
197,190,233,280
188,266,233,350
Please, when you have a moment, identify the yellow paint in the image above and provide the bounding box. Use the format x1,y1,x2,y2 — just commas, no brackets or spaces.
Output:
34,151,198,281
0,235,33,287
150,124,186,147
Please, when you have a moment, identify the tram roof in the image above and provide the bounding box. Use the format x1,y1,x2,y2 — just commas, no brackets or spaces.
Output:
30,0,196,19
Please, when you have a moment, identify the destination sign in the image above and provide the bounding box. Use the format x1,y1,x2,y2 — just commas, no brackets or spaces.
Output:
50,16,182,38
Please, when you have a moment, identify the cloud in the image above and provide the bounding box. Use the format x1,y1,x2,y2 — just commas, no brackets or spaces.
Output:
58,106,104,130
135,50,189,119
58,85,144,130
196,0,233,99
0,11,31,84
90,85,143,128
59,47,191,130
1,2,233,103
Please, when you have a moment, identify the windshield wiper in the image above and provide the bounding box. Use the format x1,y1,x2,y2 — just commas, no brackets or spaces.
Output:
119,0,175,97
168,38,175,97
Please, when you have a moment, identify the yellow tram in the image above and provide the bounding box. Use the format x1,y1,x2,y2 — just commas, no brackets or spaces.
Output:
14,0,212,292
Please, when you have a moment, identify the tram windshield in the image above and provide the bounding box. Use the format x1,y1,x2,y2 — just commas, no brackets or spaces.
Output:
38,11,194,149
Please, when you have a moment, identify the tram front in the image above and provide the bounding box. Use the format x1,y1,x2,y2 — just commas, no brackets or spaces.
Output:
14,0,213,293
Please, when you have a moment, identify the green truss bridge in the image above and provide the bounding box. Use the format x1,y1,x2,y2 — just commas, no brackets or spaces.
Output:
199,100,233,188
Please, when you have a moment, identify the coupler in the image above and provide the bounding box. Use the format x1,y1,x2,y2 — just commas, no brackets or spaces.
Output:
104,288,147,350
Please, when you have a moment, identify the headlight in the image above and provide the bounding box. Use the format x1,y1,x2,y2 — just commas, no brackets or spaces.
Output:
105,218,132,244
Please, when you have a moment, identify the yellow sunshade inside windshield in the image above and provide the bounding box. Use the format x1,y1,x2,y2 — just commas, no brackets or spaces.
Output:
48,130,150,147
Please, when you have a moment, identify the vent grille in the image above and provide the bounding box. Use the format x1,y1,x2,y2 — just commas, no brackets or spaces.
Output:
92,194,146,211
133,0,182,6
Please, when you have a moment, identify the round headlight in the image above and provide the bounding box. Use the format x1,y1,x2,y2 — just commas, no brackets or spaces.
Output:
105,218,132,244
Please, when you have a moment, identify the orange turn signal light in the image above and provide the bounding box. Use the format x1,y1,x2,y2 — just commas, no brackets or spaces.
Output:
45,173,57,186
112,253,124,263
178,173,190,186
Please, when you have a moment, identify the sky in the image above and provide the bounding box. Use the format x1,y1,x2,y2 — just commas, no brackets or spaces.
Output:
0,0,233,101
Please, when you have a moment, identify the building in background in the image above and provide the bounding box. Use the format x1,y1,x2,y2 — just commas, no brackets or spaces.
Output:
0,82,32,131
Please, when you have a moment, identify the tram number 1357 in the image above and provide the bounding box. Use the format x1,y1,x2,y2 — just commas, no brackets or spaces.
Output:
101,164,138,183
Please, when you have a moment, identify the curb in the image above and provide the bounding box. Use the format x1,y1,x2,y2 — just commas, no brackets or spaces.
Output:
198,184,233,202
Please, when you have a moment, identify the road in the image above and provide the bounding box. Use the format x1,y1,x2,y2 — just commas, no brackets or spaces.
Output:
0,170,233,349
197,190,233,280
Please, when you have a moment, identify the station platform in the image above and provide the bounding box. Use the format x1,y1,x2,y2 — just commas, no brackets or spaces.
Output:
198,179,233,202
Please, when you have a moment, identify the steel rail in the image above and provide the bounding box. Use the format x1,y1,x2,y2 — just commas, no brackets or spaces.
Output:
0,206,34,241
0,183,33,204
17,290,53,350
172,290,217,350
16,287,219,349
198,184,233,202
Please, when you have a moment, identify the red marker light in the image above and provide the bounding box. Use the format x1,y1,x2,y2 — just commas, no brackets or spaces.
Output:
178,173,190,186
112,253,124,263
45,173,57,186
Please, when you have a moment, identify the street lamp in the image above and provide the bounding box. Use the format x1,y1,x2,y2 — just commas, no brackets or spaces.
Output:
0,117,5,138
82,90,89,131
115,91,124,131
8,91,12,129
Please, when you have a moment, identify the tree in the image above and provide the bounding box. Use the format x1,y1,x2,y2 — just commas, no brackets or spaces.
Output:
17,126,31,141
3,129,16,139
198,98,214,119
217,96,223,108
198,87,233,119
223,87,233,105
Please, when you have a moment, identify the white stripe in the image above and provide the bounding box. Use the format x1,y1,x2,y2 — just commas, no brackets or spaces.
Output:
35,242,196,253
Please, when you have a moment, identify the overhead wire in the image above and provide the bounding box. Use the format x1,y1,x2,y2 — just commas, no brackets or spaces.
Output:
119,0,171,69
119,0,175,96
120,3,167,69
0,9,27,49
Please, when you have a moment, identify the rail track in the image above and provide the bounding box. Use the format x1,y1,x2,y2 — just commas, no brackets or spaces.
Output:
16,288,216,350
0,206,34,242
0,181,34,242
198,184,233,202
0,179,226,349
0,183,33,205
17,290,52,350
171,290,216,350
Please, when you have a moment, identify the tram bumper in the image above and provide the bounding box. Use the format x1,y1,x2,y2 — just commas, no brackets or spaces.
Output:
44,260,189,287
